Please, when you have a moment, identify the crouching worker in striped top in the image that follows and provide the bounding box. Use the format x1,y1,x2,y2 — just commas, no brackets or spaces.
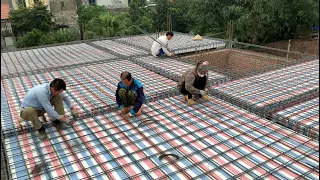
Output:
177,60,210,105
116,72,145,120
20,78,79,141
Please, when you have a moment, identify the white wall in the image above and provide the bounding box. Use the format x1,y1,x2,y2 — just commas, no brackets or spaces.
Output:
96,0,128,9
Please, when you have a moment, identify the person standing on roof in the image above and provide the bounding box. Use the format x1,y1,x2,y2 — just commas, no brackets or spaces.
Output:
177,60,210,105
20,78,79,141
116,72,145,120
151,31,175,57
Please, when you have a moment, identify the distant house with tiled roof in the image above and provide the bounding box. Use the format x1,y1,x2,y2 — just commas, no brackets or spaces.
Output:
1,3,10,19
1,2,14,48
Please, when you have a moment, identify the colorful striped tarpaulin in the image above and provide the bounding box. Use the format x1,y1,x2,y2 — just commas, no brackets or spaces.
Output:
131,56,230,85
272,98,319,141
1,43,116,78
212,59,319,114
3,96,319,179
1,60,178,133
92,40,149,56
115,32,226,54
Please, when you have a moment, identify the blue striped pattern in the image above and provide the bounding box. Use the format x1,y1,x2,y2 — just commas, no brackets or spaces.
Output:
3,96,318,179
213,59,319,113
131,56,230,85
273,98,319,140
1,43,116,77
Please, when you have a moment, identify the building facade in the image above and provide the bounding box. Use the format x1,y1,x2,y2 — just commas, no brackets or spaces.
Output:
50,0,78,28
1,2,14,48
95,0,128,9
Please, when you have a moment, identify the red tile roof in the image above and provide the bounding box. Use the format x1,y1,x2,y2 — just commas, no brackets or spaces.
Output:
1,4,10,19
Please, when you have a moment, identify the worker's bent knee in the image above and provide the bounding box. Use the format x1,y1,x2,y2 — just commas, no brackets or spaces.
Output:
20,107,40,119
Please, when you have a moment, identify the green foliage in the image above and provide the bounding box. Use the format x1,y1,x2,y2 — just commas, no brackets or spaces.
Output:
15,29,44,48
187,0,319,44
169,0,192,33
85,12,135,38
129,0,154,33
10,2,53,34
153,0,169,31
231,0,319,44
15,29,80,48
13,0,319,47
77,5,108,25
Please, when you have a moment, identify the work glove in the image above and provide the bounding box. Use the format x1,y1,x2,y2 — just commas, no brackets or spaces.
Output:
71,108,79,118
200,90,206,96
121,107,129,115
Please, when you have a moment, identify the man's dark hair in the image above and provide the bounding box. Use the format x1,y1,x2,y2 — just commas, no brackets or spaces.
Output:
120,71,132,81
166,31,174,37
50,78,66,91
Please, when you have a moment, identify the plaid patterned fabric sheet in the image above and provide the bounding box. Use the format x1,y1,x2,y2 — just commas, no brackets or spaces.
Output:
1,60,178,133
1,43,116,77
115,32,226,54
132,56,230,85
3,96,319,179
212,59,319,112
272,98,319,141
1,77,85,134
92,40,149,56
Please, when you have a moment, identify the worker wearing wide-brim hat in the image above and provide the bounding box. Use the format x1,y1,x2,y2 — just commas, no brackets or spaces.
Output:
177,60,210,105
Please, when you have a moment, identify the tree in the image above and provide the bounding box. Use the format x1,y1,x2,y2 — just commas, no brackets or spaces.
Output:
186,0,318,44
15,29,44,48
154,0,169,31
15,29,80,48
129,0,154,33
85,12,135,38
9,2,53,35
77,4,108,39
168,0,192,33
232,0,319,44
77,5,107,25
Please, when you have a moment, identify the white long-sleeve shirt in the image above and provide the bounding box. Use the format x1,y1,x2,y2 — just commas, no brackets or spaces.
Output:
151,36,171,56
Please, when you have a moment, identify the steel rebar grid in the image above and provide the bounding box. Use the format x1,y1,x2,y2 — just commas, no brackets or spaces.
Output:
1,43,117,79
271,98,319,141
2,96,319,179
1,60,180,134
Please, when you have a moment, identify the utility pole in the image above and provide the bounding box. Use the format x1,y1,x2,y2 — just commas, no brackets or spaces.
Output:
226,20,234,48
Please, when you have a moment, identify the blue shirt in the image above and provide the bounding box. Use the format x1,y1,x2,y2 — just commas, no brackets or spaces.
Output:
20,83,73,120
115,79,145,115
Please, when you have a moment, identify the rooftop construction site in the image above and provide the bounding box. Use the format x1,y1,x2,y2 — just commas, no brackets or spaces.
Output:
1,32,319,180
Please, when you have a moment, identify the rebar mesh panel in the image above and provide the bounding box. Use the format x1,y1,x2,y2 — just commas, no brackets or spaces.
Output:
78,60,179,102
1,60,178,133
1,43,116,77
115,32,226,54
2,96,319,179
272,98,319,141
1,76,85,134
92,40,149,56
131,56,230,85
212,59,319,113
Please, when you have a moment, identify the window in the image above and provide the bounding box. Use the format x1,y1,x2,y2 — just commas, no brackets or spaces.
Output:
61,1,64,10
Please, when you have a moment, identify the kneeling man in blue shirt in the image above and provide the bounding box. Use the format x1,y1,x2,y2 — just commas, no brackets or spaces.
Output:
20,78,78,140
115,72,145,120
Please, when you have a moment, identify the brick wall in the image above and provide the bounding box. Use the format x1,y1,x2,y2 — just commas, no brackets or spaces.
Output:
181,49,290,77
